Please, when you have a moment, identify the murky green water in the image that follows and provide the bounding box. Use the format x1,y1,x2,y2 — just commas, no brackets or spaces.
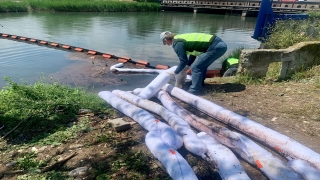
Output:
0,11,260,91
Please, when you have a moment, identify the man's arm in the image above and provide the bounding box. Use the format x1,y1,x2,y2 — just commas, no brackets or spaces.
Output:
188,55,196,66
173,42,188,74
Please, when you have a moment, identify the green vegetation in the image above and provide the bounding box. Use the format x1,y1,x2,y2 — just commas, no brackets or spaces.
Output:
219,45,320,84
0,77,112,143
263,15,320,49
17,152,47,171
111,151,150,172
258,12,320,81
227,61,320,85
0,0,28,12
226,11,320,83
306,9,320,17
17,172,72,180
0,0,161,12
0,77,168,179
226,46,244,59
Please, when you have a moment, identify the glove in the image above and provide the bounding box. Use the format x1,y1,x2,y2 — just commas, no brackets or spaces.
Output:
175,65,189,88
165,69,176,80
166,71,176,75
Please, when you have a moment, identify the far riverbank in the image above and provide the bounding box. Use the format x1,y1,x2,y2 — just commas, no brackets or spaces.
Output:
0,0,160,12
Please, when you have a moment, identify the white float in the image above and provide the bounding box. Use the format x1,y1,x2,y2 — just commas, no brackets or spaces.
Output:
161,83,320,170
98,91,197,180
138,72,171,99
136,87,304,179
110,63,164,73
112,90,208,158
287,159,320,180
110,63,191,85
197,132,251,180
98,91,183,150
151,89,254,165
146,131,198,180
103,65,320,178
234,132,303,180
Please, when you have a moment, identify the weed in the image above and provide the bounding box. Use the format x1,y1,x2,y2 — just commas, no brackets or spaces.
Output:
263,18,320,49
92,161,111,177
306,10,320,17
17,152,46,171
111,151,150,173
226,46,245,59
17,171,72,180
234,73,265,85
29,117,91,147
314,77,320,88
0,78,113,142
266,62,282,80
96,174,111,180
94,132,115,144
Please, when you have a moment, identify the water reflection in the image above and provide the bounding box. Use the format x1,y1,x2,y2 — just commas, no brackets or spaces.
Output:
0,11,260,91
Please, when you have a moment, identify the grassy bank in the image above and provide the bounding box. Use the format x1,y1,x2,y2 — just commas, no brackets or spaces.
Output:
222,11,320,83
0,77,113,144
0,0,161,12
262,11,320,49
0,78,171,179
261,12,320,81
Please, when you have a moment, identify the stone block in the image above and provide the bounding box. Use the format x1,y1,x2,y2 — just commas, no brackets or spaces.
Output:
238,41,320,78
108,118,131,132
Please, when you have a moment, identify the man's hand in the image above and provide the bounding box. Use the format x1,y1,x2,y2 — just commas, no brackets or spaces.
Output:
175,65,189,88
165,70,176,80
165,71,176,75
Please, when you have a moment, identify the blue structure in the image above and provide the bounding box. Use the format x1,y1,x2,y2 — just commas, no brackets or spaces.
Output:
252,0,309,41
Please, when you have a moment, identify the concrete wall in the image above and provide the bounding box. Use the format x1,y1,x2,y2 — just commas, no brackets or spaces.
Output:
238,41,320,78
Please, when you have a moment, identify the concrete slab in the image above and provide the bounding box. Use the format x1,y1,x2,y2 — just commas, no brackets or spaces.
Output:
108,118,131,132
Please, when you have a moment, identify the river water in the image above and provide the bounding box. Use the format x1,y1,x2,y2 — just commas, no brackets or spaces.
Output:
0,11,260,92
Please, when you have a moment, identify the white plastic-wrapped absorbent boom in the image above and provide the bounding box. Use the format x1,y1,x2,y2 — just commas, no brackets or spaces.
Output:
153,89,304,179
110,63,191,87
110,63,164,73
233,132,303,180
162,84,320,171
98,91,182,150
151,89,254,165
137,72,171,99
197,132,250,180
112,90,208,158
98,91,197,180
287,159,320,180
131,88,253,179
146,131,198,180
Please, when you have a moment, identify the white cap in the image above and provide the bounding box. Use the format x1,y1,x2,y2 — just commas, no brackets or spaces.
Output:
160,31,171,44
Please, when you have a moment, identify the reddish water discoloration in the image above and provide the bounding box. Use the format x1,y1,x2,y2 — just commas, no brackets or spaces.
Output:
50,53,154,91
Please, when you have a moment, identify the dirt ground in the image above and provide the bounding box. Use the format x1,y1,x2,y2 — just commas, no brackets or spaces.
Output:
0,54,319,179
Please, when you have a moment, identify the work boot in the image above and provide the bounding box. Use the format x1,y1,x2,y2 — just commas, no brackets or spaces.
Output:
188,90,203,96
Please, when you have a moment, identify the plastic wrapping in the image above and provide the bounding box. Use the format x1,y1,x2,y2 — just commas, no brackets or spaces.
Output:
98,91,182,149
287,159,320,180
138,73,171,99
146,131,198,180
162,83,320,170
197,132,250,180
112,90,208,157
234,132,303,180
155,89,254,164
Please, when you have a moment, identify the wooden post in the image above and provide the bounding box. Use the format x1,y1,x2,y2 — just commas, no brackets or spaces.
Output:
242,10,247,17
194,8,197,13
